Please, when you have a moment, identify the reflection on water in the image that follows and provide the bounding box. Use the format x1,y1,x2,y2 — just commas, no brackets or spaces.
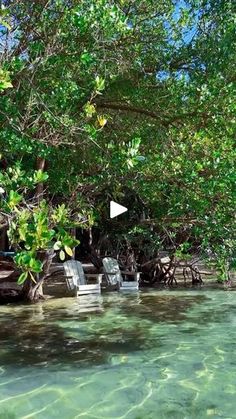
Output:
0,289,235,418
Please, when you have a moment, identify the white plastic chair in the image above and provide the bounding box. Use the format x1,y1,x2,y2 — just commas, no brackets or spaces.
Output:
64,260,102,296
102,257,140,290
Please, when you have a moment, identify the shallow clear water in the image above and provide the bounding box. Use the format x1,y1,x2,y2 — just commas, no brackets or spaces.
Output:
0,289,236,418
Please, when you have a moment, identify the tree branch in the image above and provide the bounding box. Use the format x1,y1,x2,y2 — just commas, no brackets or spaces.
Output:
96,101,208,126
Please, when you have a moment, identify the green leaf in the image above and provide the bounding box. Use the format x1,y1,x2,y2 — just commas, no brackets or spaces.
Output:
17,272,28,285
33,169,49,184
80,52,93,66
0,19,11,30
84,102,96,118
127,158,134,168
29,258,43,273
53,241,62,250
8,190,22,208
95,76,105,92
0,69,13,91
59,250,65,261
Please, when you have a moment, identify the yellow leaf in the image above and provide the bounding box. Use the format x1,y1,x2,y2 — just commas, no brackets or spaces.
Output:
97,115,107,127
65,246,73,257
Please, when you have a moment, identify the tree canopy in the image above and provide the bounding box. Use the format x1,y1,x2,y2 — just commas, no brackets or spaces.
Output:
0,0,235,287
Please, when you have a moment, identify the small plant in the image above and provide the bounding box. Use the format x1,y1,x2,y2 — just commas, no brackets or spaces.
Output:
0,162,91,300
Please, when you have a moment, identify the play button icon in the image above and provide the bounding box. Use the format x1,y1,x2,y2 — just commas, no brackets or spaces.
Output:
110,201,128,219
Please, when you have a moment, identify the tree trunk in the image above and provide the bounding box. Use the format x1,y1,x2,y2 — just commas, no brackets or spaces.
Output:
71,228,76,259
22,249,55,302
0,226,7,251
22,278,43,302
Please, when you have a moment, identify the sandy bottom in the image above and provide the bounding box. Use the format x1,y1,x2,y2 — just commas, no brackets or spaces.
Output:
0,289,235,418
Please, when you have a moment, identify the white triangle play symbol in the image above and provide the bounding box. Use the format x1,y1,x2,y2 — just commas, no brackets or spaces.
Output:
110,201,128,219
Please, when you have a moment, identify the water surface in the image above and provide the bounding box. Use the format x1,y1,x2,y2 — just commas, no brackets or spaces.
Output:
0,289,235,418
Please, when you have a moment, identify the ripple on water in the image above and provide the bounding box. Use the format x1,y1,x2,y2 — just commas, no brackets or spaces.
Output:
0,289,236,418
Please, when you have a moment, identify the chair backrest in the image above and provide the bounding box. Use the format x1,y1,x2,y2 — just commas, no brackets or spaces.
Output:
102,257,123,285
64,260,86,290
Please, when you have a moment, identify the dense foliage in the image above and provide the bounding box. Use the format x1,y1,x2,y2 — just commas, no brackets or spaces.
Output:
0,0,235,286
